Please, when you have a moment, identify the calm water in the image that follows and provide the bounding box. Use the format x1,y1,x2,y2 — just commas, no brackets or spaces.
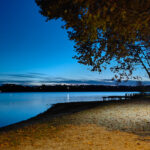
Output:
0,92,136,128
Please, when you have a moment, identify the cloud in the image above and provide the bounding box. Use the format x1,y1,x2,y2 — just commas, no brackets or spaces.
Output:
0,73,47,85
28,72,46,76
0,73,47,79
0,80,34,85
0,79,114,86
40,78,115,85
0,75,114,85
0,73,150,86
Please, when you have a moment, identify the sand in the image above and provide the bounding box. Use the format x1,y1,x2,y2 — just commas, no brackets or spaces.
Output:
0,99,150,150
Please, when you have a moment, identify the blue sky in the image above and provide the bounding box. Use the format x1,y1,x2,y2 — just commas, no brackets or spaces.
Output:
0,0,149,85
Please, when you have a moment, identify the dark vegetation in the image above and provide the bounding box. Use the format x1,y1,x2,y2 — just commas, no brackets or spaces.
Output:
0,84,150,92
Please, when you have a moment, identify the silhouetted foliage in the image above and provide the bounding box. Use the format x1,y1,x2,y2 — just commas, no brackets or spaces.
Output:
1,84,150,92
36,0,150,80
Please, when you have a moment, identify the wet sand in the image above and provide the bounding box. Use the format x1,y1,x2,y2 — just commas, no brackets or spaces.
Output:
0,98,150,150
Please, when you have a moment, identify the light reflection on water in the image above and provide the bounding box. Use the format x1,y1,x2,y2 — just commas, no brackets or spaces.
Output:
0,92,136,127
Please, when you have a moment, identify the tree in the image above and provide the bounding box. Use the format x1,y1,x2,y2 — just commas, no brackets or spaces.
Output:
35,0,150,80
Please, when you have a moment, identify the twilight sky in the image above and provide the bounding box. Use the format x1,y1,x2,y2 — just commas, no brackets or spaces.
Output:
0,0,149,85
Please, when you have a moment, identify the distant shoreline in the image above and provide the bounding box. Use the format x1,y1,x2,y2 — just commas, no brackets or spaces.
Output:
0,84,148,92
0,90,141,93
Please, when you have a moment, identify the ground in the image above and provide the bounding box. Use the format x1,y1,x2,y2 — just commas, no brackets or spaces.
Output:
0,98,150,150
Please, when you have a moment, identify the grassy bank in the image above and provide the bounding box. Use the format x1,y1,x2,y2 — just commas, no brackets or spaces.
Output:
1,98,150,150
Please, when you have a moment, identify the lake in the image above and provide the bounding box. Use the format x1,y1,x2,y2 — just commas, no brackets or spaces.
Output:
0,92,136,128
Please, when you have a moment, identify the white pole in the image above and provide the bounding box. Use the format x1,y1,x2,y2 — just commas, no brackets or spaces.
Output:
67,86,70,102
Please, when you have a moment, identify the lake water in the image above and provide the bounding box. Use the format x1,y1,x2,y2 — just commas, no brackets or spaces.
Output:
0,92,136,128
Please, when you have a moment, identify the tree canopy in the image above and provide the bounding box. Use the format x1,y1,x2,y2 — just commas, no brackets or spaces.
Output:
36,0,150,80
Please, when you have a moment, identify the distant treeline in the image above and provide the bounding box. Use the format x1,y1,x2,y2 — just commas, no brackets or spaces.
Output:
0,84,149,92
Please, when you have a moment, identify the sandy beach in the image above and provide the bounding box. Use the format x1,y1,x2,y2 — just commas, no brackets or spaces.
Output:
1,98,150,150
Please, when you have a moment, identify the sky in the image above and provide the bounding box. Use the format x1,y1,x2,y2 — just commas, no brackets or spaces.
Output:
0,0,149,85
